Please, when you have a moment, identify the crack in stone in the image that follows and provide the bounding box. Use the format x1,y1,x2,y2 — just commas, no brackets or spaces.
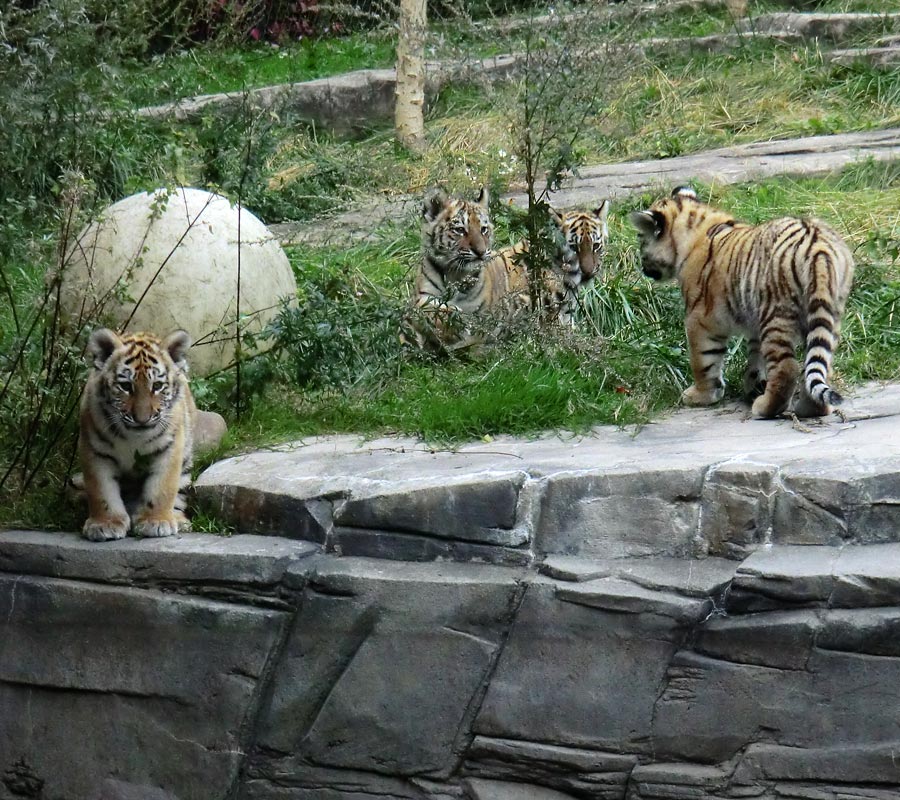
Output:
301,609,379,746
0,677,193,705
225,590,304,800
448,576,531,777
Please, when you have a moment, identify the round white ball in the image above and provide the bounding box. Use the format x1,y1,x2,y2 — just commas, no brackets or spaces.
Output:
61,187,297,376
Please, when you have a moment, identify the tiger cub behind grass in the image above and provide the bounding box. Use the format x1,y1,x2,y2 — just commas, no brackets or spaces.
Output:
408,188,611,348
630,187,854,419
79,328,196,541
409,186,531,350
548,201,610,325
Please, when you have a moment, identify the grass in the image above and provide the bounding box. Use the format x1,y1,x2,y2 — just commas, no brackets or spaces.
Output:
122,3,740,106
242,39,900,222
117,0,900,111
184,164,899,472
124,33,396,107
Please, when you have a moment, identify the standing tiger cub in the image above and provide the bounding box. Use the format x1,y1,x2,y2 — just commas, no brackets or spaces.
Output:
79,328,196,541
630,187,854,419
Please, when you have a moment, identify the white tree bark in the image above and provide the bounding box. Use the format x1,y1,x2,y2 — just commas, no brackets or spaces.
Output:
395,0,427,154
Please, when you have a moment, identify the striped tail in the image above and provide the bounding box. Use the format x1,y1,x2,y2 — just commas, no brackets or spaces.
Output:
803,256,842,409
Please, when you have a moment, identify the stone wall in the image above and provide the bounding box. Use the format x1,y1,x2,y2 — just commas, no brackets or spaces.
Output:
3,386,900,799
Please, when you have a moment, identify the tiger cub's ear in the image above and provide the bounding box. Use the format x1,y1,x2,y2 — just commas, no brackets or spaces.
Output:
423,189,449,222
87,328,122,370
163,330,192,372
594,199,611,222
475,186,489,208
629,210,662,238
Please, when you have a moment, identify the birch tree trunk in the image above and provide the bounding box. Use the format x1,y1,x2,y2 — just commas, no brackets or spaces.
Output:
395,0,427,154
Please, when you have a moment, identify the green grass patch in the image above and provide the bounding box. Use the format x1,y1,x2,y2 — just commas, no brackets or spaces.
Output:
248,40,900,221
124,34,395,106
180,165,899,480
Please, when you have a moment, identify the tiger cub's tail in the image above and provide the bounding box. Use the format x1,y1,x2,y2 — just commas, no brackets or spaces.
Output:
803,244,848,410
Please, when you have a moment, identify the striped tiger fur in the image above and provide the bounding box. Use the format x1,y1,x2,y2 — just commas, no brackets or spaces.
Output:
630,186,854,419
407,189,611,348
549,201,610,325
79,328,196,541
408,187,531,350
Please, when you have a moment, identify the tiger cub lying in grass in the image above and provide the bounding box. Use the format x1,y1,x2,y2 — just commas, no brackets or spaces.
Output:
79,328,196,541
630,186,854,419
406,187,610,350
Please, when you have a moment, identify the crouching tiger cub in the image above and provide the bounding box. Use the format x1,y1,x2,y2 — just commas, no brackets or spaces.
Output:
630,186,854,419
79,328,196,541
406,187,610,348
406,186,528,350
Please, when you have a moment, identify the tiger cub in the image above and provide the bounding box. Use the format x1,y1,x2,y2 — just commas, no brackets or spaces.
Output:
548,201,610,325
79,328,196,541
409,187,531,350
630,187,854,419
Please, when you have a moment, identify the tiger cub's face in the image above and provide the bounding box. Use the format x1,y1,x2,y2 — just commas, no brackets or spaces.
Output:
551,201,610,286
88,328,190,429
422,187,493,278
629,186,703,282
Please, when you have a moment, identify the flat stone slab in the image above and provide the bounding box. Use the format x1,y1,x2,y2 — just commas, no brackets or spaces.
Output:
0,529,317,591
523,127,900,211
196,382,900,563
828,44,900,67
739,11,900,41
274,127,900,245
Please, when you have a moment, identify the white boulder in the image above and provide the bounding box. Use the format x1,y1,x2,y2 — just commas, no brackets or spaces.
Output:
61,187,297,376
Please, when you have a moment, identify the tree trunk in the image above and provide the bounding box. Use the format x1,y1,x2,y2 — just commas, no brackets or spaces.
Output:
395,0,427,154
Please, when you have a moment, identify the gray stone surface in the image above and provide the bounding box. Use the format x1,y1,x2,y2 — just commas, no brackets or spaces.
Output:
738,11,900,41
11,384,900,797
828,44,900,67
539,555,736,597
334,476,526,546
196,383,900,561
833,542,900,607
254,558,525,778
653,643,900,765
473,576,698,753
137,55,521,132
463,778,578,800
728,544,839,610
0,573,286,800
0,529,316,592
535,466,705,559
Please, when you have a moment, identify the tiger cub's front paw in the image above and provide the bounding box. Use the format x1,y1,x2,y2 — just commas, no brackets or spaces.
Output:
681,384,724,407
82,516,129,542
133,513,179,538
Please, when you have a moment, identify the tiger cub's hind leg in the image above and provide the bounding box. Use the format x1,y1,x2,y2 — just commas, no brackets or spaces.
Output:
792,388,830,419
742,336,766,399
751,321,800,419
